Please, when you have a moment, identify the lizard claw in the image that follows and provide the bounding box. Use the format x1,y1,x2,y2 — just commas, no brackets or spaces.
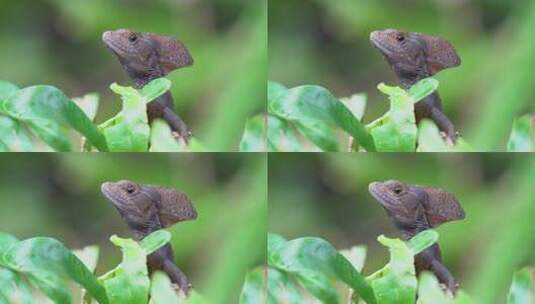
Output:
172,131,191,145
439,130,459,146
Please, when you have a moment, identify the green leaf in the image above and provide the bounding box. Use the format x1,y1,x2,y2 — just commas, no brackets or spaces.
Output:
2,86,108,151
370,83,417,152
267,81,287,111
149,120,204,152
104,123,150,152
267,233,287,266
339,93,367,121
267,267,301,304
140,78,171,102
0,233,19,261
0,81,19,103
139,230,171,255
184,138,206,152
239,267,266,304
408,78,439,102
102,235,150,304
270,85,376,151
184,291,208,304
372,235,417,304
453,291,475,304
240,114,267,152
407,230,439,255
507,268,535,304
74,246,100,304
417,120,473,152
416,272,451,304
0,115,33,152
340,246,367,272
267,115,302,152
507,115,534,152
2,237,108,304
101,82,151,152
150,119,182,151
0,267,34,304
295,270,339,304
73,246,100,273
73,93,99,122
269,236,376,304
109,83,147,122
294,119,339,151
150,271,182,304
417,119,451,152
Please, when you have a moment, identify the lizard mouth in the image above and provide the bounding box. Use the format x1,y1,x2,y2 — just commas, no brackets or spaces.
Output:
368,182,407,214
369,31,396,57
102,31,131,57
101,182,127,208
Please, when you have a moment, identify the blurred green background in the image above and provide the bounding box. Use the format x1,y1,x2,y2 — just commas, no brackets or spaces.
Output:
269,153,535,303
269,0,535,151
0,0,266,151
0,153,267,303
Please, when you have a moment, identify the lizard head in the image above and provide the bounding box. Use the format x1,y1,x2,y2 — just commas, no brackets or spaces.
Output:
103,29,193,81
370,29,460,84
101,180,197,232
369,180,428,230
369,180,465,231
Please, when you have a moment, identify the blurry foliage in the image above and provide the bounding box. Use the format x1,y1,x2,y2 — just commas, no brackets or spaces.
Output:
0,229,211,304
506,115,535,152
0,153,267,303
0,0,266,151
268,153,535,303
269,0,535,151
265,230,508,304
263,78,495,152
0,78,205,152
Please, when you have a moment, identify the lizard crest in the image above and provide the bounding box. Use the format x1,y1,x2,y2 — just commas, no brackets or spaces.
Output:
102,29,193,83
370,29,460,84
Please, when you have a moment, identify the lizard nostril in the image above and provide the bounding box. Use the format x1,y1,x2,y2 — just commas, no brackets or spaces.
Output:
102,31,112,41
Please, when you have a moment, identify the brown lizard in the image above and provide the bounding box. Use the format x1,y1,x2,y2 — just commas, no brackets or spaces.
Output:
101,180,197,294
102,29,193,142
368,180,465,293
370,29,461,141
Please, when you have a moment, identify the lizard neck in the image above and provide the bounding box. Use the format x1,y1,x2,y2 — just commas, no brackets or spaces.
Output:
132,225,161,240
399,73,429,89
402,228,423,240
132,73,163,88
395,217,431,240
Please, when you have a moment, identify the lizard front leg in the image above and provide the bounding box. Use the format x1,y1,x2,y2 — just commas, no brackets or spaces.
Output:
162,107,192,143
430,107,458,142
429,257,458,293
148,246,191,294
163,258,191,294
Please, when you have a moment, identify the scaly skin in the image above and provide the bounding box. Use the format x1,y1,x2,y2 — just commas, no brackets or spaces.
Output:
102,29,193,142
370,29,461,141
101,180,197,294
368,180,465,293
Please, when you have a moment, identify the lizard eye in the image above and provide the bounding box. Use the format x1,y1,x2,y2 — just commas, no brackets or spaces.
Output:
395,34,405,42
128,33,138,43
392,186,403,195
126,184,136,194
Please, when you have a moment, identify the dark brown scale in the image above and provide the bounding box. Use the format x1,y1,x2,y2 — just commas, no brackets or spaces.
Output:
102,29,193,142
369,180,465,293
370,29,461,141
101,180,197,294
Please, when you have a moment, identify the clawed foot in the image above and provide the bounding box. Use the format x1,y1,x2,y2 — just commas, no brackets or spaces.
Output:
172,130,192,145
439,130,460,146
